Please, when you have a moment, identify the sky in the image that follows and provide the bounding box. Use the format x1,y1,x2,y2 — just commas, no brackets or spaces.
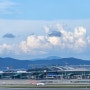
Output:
0,0,90,60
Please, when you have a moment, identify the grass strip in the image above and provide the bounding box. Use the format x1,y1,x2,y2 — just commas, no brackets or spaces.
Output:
0,84,90,88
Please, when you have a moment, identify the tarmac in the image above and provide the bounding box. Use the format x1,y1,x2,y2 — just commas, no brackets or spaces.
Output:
0,79,90,85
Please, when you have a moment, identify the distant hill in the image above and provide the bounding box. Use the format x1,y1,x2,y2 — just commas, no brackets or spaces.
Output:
0,57,90,70
31,56,61,60
46,56,61,60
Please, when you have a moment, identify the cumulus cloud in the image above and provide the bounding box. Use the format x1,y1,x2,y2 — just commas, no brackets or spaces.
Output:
19,35,51,53
44,24,88,52
0,23,90,59
0,43,13,53
74,27,86,38
3,33,15,38
18,24,89,54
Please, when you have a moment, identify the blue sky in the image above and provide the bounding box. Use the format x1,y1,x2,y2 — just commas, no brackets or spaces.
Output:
0,0,90,60
0,0,90,20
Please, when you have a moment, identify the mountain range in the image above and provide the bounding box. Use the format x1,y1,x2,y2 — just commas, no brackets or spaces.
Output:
0,56,90,70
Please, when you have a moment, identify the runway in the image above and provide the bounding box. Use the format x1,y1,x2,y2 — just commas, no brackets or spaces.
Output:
0,88,89,90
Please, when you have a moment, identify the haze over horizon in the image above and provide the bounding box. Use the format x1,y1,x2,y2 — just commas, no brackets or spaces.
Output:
0,0,90,60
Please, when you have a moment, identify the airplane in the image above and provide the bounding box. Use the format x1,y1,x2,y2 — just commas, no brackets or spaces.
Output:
30,80,45,86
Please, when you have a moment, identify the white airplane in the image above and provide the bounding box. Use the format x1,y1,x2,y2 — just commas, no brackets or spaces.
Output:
36,82,45,86
30,81,45,86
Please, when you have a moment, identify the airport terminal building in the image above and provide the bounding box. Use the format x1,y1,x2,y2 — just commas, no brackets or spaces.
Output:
0,65,90,80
